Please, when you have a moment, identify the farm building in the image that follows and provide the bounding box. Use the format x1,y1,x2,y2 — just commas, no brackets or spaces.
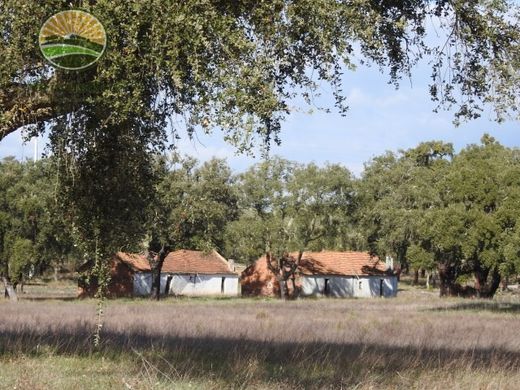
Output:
78,252,145,298
241,251,397,298
78,249,239,298
133,250,239,296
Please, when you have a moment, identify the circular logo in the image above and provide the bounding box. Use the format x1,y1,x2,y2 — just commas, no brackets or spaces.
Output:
39,10,106,70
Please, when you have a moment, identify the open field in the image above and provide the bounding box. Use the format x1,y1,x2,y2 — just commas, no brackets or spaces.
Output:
1,286,520,389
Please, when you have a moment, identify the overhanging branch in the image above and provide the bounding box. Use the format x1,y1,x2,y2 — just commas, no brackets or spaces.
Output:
0,83,56,141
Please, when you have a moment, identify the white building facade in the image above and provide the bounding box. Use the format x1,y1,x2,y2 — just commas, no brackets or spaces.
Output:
133,272,239,296
131,249,240,297
300,274,398,298
242,251,398,299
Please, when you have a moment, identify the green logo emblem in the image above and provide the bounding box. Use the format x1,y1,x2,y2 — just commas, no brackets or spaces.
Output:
39,10,106,70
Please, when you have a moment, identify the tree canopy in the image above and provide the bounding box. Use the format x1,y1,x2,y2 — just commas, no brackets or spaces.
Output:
1,0,519,144
357,135,520,297
0,158,75,287
1,134,519,299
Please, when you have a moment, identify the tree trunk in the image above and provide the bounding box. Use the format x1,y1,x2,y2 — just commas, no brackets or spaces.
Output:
290,275,300,299
474,265,500,298
490,269,501,296
473,264,489,298
426,270,430,289
482,268,501,298
412,269,419,285
149,244,170,301
275,274,286,300
2,277,17,302
501,276,509,291
265,252,288,300
438,264,457,297
289,251,304,299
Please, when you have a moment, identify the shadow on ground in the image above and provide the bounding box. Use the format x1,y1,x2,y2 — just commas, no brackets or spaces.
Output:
1,324,520,388
18,297,78,302
430,301,520,314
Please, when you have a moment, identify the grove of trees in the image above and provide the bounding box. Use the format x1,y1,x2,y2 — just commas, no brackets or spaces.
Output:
1,135,519,299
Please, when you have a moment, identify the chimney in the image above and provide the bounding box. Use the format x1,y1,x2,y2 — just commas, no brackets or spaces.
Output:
385,256,394,271
228,259,235,272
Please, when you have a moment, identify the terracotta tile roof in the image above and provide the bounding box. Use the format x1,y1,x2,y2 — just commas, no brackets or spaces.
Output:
116,250,236,275
162,250,237,275
296,251,388,276
115,252,150,272
247,251,388,277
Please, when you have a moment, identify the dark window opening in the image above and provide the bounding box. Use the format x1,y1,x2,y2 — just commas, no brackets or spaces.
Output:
324,278,330,296
164,275,173,296
221,277,225,294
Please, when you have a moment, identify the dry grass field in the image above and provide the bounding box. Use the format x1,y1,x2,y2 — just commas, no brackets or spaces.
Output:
1,283,520,389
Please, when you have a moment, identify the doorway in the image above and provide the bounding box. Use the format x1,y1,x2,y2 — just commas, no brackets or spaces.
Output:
164,275,173,296
324,278,330,296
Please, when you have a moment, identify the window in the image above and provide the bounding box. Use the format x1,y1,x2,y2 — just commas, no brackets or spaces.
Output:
358,280,362,290
324,278,330,296
221,277,225,294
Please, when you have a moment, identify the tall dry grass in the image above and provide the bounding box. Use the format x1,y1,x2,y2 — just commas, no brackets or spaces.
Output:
1,291,520,388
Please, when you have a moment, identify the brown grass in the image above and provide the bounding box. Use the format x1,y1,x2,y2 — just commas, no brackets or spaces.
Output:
1,288,520,389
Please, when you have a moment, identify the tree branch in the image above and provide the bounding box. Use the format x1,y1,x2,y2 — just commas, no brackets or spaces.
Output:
0,83,57,141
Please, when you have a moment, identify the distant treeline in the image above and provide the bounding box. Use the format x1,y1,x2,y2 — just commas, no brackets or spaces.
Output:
1,134,519,298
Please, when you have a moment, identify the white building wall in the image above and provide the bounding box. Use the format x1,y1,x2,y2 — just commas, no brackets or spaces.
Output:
133,273,170,296
301,276,326,296
301,275,397,298
133,272,239,297
169,274,239,296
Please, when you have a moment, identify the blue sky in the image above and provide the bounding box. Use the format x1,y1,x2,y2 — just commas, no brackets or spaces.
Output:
166,61,518,176
1,60,518,176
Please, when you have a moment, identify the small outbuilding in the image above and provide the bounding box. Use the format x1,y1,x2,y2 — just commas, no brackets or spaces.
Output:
78,252,147,298
241,251,397,298
79,249,239,298
133,249,239,297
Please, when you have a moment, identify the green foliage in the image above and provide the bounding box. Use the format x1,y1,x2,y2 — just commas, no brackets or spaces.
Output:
1,132,519,301
7,238,35,283
358,135,520,297
0,157,77,283
151,155,239,253
225,157,295,262
2,0,518,145
407,244,435,271
357,141,453,266
52,120,159,261
225,158,355,263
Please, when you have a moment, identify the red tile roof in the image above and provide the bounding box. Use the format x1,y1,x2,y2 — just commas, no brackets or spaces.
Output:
162,250,236,275
296,251,388,276
116,250,236,275
248,251,388,277
115,252,150,272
